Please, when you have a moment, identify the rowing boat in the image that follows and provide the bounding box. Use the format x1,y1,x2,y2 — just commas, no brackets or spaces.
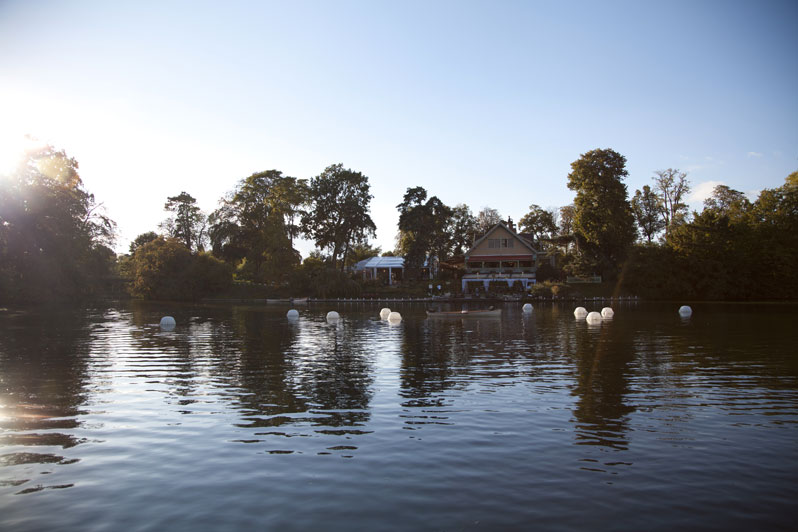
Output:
426,308,502,318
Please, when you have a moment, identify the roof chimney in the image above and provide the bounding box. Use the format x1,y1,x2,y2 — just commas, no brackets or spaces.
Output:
507,216,515,232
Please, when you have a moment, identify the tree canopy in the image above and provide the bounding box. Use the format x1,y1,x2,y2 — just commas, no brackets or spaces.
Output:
160,191,206,252
208,170,302,284
567,148,636,279
519,204,557,245
396,186,453,280
302,163,376,270
653,168,690,236
631,185,666,243
0,143,116,302
474,207,502,236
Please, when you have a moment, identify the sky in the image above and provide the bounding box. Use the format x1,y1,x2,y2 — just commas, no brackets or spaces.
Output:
1,0,796,256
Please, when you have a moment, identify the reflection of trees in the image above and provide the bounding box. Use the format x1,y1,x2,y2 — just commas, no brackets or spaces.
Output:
292,321,373,427
223,308,307,423
126,303,376,431
126,301,213,403
218,310,373,430
399,319,471,407
0,307,95,488
567,321,635,450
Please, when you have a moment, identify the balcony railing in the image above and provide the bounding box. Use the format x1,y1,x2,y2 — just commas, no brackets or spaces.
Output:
464,270,536,279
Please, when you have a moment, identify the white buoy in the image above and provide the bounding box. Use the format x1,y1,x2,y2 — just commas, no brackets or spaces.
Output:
380,308,392,320
159,316,176,331
601,307,614,318
586,311,602,324
387,311,402,322
679,305,692,317
326,311,340,321
522,303,533,313
574,307,588,318
286,309,299,319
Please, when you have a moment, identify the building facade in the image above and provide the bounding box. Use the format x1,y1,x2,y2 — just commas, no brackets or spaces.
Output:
461,221,539,293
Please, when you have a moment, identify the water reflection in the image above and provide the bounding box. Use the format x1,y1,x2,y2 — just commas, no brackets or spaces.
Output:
567,319,635,451
1,302,797,531
0,307,95,493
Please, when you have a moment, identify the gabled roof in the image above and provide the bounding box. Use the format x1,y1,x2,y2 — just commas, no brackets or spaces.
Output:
466,221,539,257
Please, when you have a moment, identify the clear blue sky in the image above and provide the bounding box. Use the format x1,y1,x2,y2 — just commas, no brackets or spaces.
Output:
1,0,796,255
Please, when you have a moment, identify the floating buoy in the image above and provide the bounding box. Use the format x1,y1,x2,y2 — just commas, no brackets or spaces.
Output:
522,303,533,313
586,311,602,324
159,316,176,331
387,311,402,322
286,309,299,319
574,307,588,318
380,308,391,320
326,311,340,321
601,307,614,318
679,305,692,317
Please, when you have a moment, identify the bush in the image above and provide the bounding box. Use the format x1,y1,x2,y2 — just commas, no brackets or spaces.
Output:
289,259,362,298
130,237,231,300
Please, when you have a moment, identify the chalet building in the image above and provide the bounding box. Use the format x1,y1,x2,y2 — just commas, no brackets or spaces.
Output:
461,220,540,293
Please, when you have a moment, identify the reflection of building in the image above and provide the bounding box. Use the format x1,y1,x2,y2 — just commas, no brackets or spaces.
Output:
352,256,405,285
462,221,539,293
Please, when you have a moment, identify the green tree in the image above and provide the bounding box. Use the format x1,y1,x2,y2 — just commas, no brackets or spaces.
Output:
474,206,502,236
703,184,751,217
129,231,159,254
631,185,666,243
396,187,452,280
519,204,557,244
160,192,207,252
130,237,231,300
448,203,477,256
302,163,376,270
267,175,309,247
345,242,382,268
209,170,302,284
553,204,576,253
0,143,116,302
653,168,690,237
567,148,636,279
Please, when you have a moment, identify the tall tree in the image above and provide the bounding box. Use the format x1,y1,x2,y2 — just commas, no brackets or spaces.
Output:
559,205,575,237
631,185,666,243
396,187,452,279
703,184,750,217
160,191,206,252
474,206,502,236
0,143,116,301
519,204,557,244
267,175,309,246
448,203,477,256
208,170,301,283
653,168,690,237
129,231,159,254
302,163,376,270
567,148,636,279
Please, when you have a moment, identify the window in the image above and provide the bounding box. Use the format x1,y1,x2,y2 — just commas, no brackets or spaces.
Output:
488,239,499,248
501,238,514,248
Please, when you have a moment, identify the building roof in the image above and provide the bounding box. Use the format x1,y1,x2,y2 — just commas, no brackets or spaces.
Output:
465,221,539,257
352,256,405,270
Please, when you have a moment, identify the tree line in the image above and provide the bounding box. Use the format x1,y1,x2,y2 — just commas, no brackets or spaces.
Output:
1,143,795,303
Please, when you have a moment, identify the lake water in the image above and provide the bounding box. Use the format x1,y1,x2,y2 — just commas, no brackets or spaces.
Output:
1,301,796,531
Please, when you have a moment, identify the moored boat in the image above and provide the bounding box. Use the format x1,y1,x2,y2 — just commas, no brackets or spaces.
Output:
426,308,501,318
